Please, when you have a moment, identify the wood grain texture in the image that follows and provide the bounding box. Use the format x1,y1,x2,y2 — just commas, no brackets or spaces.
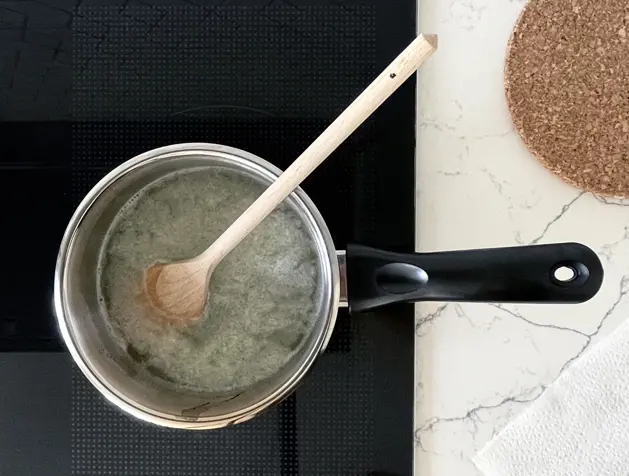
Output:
197,34,438,268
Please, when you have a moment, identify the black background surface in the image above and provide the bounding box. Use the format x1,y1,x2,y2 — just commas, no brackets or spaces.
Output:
0,1,416,474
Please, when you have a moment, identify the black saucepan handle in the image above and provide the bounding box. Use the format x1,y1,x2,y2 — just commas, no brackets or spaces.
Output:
345,242,603,313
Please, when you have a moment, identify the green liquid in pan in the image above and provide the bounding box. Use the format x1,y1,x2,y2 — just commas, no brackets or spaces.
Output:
97,167,320,393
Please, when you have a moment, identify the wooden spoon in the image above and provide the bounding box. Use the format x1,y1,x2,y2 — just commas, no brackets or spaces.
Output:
145,34,438,323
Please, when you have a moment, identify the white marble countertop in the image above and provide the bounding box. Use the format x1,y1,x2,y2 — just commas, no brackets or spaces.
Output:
414,1,629,475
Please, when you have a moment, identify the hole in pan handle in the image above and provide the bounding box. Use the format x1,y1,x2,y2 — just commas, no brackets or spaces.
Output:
345,242,604,314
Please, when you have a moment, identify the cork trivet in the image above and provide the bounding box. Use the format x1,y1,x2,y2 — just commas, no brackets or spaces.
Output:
505,0,629,198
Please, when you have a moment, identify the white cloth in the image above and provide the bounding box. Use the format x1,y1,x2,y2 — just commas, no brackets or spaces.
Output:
474,317,629,476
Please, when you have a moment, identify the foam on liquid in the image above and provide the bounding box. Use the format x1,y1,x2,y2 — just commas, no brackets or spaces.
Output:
97,167,319,394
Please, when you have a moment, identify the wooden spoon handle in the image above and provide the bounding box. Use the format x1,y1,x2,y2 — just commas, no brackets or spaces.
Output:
200,34,438,266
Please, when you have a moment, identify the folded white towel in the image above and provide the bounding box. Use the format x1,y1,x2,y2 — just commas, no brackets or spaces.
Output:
474,317,629,476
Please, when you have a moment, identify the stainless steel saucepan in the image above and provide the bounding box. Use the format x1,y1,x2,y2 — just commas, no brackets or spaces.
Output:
55,143,603,429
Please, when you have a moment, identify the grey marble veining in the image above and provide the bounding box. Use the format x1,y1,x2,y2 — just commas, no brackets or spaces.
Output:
414,1,629,475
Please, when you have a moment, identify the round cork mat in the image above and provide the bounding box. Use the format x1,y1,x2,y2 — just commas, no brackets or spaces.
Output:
505,0,629,198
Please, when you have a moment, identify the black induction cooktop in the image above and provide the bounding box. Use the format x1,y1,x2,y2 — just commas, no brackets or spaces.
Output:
0,1,416,474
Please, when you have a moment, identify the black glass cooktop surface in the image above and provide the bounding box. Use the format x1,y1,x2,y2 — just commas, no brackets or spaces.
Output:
0,1,416,474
